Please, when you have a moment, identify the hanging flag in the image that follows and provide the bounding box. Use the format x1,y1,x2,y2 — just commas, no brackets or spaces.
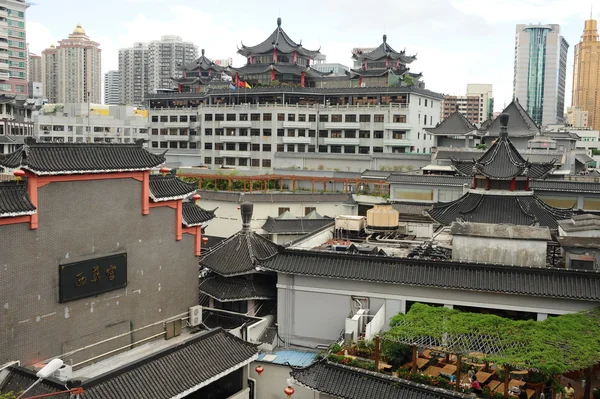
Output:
245,82,251,89
229,83,236,90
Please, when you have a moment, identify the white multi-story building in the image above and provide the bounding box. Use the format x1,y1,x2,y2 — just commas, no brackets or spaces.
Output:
146,87,442,170
0,0,29,96
104,70,120,105
513,24,569,127
42,24,102,104
147,36,197,93
27,50,41,83
567,106,589,128
34,103,149,144
118,42,148,106
441,84,494,125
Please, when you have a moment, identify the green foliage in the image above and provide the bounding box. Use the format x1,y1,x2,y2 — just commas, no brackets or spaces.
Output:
476,144,489,150
0,392,17,399
401,74,415,87
327,354,376,371
593,387,600,399
383,303,600,375
592,148,600,156
381,340,411,368
330,343,342,354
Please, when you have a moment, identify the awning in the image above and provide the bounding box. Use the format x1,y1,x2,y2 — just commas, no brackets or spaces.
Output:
575,154,594,164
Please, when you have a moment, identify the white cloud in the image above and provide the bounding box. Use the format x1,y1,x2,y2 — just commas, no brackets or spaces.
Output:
26,21,57,55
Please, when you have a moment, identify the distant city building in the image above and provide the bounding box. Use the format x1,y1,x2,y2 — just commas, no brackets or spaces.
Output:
313,53,326,64
147,35,197,93
513,24,568,127
312,63,349,76
104,70,120,105
0,0,30,96
173,49,228,93
42,24,102,104
567,106,589,128
0,94,36,154
27,51,41,84
118,42,148,106
572,15,600,130
441,84,493,125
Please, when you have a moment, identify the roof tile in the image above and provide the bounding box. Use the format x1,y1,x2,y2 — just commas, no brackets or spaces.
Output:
149,174,196,201
0,180,36,217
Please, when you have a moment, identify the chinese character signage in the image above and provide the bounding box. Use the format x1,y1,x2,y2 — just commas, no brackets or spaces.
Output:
59,253,127,303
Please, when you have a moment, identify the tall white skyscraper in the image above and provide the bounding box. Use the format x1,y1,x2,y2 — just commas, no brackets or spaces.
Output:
513,24,569,126
118,42,148,105
147,35,197,93
104,70,120,105
0,0,30,96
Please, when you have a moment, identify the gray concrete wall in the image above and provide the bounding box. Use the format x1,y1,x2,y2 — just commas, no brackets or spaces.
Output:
276,273,597,348
249,362,317,399
452,236,548,267
0,178,198,366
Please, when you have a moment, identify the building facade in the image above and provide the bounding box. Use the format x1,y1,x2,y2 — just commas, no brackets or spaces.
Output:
441,84,493,126
147,86,442,169
147,35,197,93
312,63,349,76
27,51,41,84
513,24,568,127
118,42,148,106
42,24,102,104
0,0,29,96
104,70,120,105
572,16,600,131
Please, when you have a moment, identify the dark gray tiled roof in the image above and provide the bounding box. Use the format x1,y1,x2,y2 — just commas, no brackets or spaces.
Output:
425,111,478,135
182,202,216,227
263,248,600,301
198,190,357,204
179,49,227,72
485,100,539,138
427,191,573,229
261,216,334,234
0,139,165,175
361,169,392,179
390,202,431,216
200,231,280,276
576,153,594,164
0,180,36,217
531,180,600,193
199,275,275,301
237,18,320,58
388,174,471,186
1,329,257,399
231,63,327,78
352,36,417,64
291,361,466,399
0,368,67,398
149,174,196,201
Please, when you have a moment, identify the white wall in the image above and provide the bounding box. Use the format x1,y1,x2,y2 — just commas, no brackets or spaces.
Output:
452,236,548,267
364,303,386,340
250,362,318,399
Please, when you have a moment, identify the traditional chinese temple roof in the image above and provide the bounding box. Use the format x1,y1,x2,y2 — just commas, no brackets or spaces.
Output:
425,111,479,136
451,113,555,179
182,202,216,227
149,172,197,202
0,180,36,218
237,17,320,58
230,63,329,78
179,49,227,73
199,274,275,302
426,191,572,229
0,138,165,175
484,99,540,138
352,35,417,64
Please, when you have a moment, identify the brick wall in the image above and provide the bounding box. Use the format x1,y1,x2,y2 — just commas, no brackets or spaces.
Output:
0,177,197,366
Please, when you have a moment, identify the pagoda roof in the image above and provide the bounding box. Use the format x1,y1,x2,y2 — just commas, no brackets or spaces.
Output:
171,76,211,85
238,17,320,58
426,191,572,229
0,180,36,218
199,274,275,302
425,111,478,136
179,49,227,72
0,138,165,175
230,63,329,78
352,35,417,64
451,113,555,179
484,99,540,138
182,202,216,227
149,172,197,202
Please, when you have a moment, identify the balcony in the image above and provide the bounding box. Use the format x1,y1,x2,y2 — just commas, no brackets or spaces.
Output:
283,121,311,129
0,60,8,68
0,42,7,49
0,72,9,80
323,137,360,146
221,135,251,143
384,122,412,130
322,122,360,130
383,139,412,146
219,120,252,128
0,52,8,60
220,150,251,158
282,136,312,144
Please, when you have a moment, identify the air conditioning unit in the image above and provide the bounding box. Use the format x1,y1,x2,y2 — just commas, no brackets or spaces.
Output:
54,364,73,380
189,305,203,327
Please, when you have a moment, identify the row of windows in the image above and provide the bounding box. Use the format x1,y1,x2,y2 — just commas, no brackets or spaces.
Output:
151,141,197,149
203,157,271,167
200,143,432,154
418,98,435,108
199,113,408,123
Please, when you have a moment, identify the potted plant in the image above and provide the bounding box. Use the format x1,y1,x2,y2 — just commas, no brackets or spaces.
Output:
593,387,600,399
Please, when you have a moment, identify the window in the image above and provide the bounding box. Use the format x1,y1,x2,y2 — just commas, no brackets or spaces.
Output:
238,158,248,166
309,114,316,122
152,129,158,135
374,114,384,122
331,114,342,122
179,115,188,122
318,145,328,153
373,146,383,153
204,157,212,165
263,113,272,121
262,159,271,167
215,129,224,136
277,113,285,121
287,144,295,152
205,129,212,135
170,116,177,122
345,114,356,122
319,114,329,122
215,143,224,150
277,144,284,152
359,131,370,138
359,146,370,154
225,143,235,151
215,114,224,121
287,129,295,137
160,142,168,148
226,114,236,121
263,144,271,152
319,130,328,138
277,129,284,137
226,158,236,166
239,129,248,136
160,116,168,122
419,98,421,105
263,129,272,136
570,259,594,271
299,114,306,122
297,144,305,152
215,158,224,165
330,145,342,153
151,141,158,148
393,131,406,140
239,114,248,121
239,143,248,151
331,130,342,138
180,142,188,149
308,145,316,152
374,131,384,139
288,114,296,121
309,130,316,137
430,116,433,125
278,207,291,215
359,115,371,122
251,113,260,121
305,207,316,215
393,115,407,123
252,144,260,151
251,159,260,167
344,146,356,154
169,142,177,149
205,114,213,121
151,116,158,122
425,99,428,107
345,130,356,138
423,115,427,125
251,129,260,136
190,115,197,122
204,143,213,150
298,129,306,137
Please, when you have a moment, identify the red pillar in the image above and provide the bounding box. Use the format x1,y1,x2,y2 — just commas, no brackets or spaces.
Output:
271,69,276,81
273,48,277,63
178,84,181,93
176,200,183,241
194,226,201,256
485,177,490,190
142,171,150,215
300,71,305,88
510,177,516,191
358,77,362,87
27,174,39,230
293,51,297,63
525,178,530,191
472,177,477,189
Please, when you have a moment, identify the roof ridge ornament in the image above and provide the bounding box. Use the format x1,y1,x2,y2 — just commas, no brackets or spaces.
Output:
499,113,509,138
277,17,282,27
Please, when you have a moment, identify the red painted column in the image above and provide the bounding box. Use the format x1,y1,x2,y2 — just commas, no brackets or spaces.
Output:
472,177,477,189
510,177,516,191
293,51,297,63
178,84,181,93
273,48,277,63
176,200,182,241
358,77,362,87
386,56,389,68
194,226,201,256
142,171,149,215
525,178,530,191
27,174,39,229
271,69,275,81
485,177,490,190
300,71,305,88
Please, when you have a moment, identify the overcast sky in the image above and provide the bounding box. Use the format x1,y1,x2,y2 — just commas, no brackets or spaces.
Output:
26,0,596,111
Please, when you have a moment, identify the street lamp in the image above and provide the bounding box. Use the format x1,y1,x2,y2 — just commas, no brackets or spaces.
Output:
16,359,64,399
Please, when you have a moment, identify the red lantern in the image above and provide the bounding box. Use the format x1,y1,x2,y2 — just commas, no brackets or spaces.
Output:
160,167,170,175
13,169,25,182
201,237,209,244
255,365,264,375
192,194,201,201
236,206,241,210
284,386,295,397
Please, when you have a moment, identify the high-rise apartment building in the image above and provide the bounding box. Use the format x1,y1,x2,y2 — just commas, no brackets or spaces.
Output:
572,16,600,130
27,51,41,83
104,70,120,105
118,42,148,105
0,0,29,96
147,36,197,93
513,24,568,127
441,84,494,125
42,24,102,104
